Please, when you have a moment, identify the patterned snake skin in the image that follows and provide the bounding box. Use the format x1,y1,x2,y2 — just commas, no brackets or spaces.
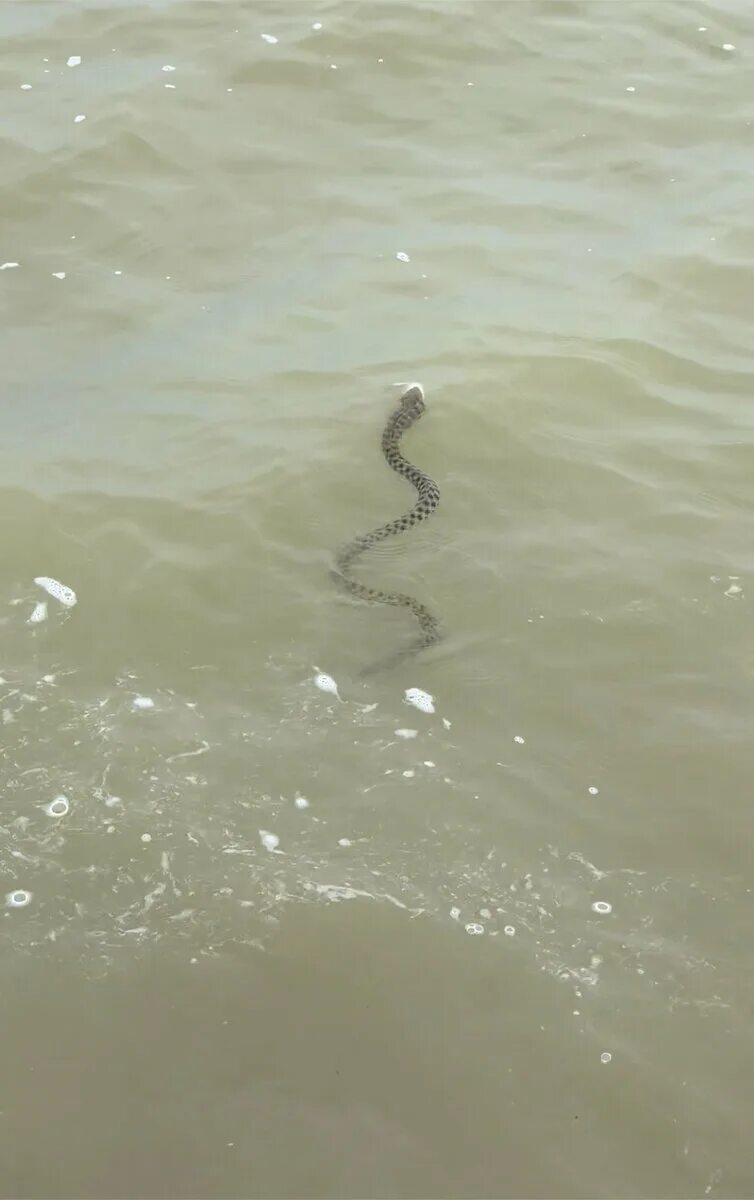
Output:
332,385,441,669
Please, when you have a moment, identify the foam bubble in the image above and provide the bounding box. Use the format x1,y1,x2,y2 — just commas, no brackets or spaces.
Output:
0,262,20,270
395,728,418,739
46,795,69,817
28,601,48,624
592,900,612,914
6,890,32,908
132,695,155,709
161,64,176,72
404,687,434,714
259,830,280,851
600,1051,612,1064
465,922,484,935
74,114,86,123
588,786,599,795
67,55,81,66
261,33,279,44
35,576,77,607
294,796,310,809
51,272,66,280
314,671,341,700
513,735,525,744
396,251,411,262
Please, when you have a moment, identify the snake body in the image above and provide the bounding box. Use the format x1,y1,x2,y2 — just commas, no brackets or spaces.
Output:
332,385,441,669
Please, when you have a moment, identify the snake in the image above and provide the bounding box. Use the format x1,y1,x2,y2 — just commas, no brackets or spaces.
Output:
332,384,441,671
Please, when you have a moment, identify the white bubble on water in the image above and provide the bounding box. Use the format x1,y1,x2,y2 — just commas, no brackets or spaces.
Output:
294,795,310,809
404,687,434,714
722,43,735,51
423,760,435,768
52,272,66,280
396,251,411,262
338,838,352,847
479,907,491,920
21,84,32,90
1,262,20,270
132,695,155,709
402,769,415,778
164,83,175,89
465,922,484,935
592,900,612,914
312,22,323,31
313,671,341,700
6,890,32,908
395,728,418,738
725,584,743,597
67,55,81,66
140,833,152,843
46,795,69,817
34,576,77,607
162,64,176,71
588,786,599,795
449,906,461,921
513,735,525,744
504,925,516,936
442,717,451,729
74,114,86,123
28,601,48,624
600,1051,612,1064
261,33,278,44
259,830,279,852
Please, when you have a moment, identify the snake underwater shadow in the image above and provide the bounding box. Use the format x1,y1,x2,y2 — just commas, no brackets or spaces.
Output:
331,384,442,674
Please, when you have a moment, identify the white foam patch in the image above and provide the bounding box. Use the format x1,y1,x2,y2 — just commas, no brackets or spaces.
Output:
314,671,341,700
162,64,176,72
259,829,280,851
261,33,278,44
465,922,484,935
20,84,32,90
67,55,81,66
46,795,69,817
592,900,612,914
132,695,155,709
294,796,310,809
51,272,66,280
395,728,418,738
404,687,434,714
74,114,86,123
28,601,48,624
395,251,411,262
6,890,32,908
1,262,19,270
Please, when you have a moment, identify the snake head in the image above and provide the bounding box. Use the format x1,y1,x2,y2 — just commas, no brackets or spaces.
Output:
394,384,426,427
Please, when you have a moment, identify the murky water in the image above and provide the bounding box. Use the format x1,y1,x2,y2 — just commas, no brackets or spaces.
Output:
2,2,753,1196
